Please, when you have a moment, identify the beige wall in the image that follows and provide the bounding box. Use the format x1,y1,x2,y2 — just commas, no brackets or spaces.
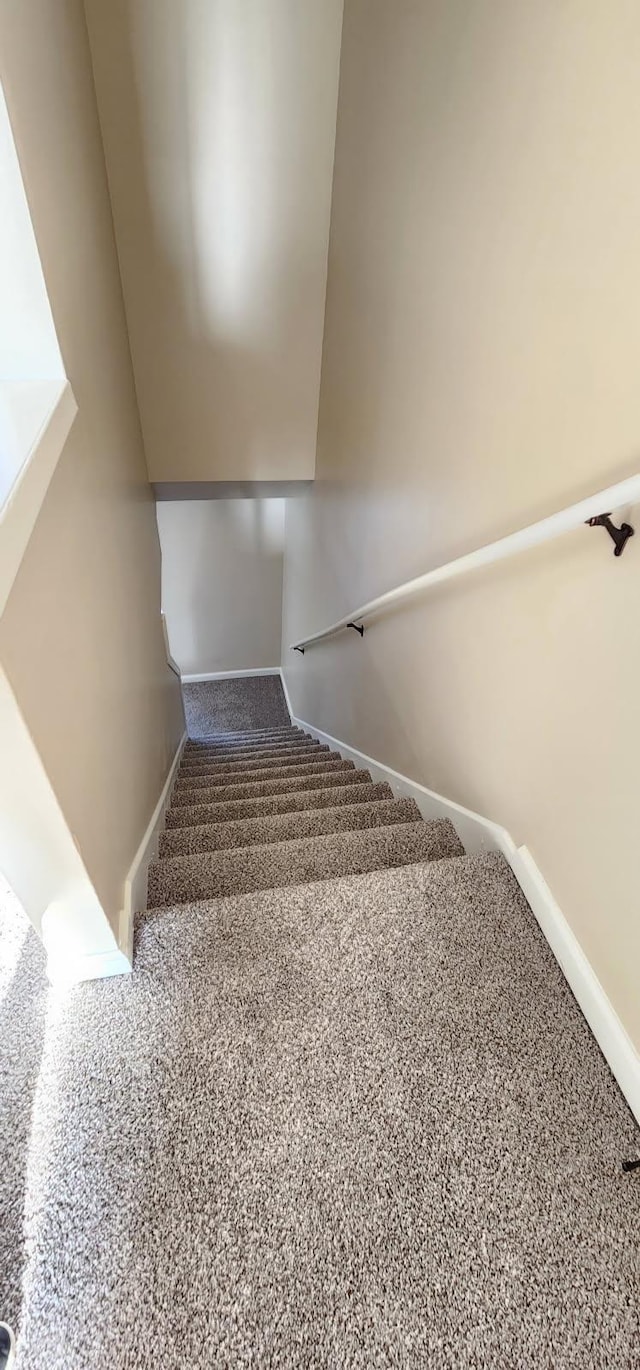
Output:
84,0,344,485
0,83,62,382
0,0,184,938
157,499,284,675
282,0,640,1049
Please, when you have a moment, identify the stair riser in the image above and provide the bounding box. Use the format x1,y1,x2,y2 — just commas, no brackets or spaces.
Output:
179,742,321,770
185,739,308,761
175,750,341,783
185,728,301,748
180,745,330,778
159,797,422,857
166,770,373,820
164,781,394,830
172,761,355,805
148,820,462,906
184,729,309,749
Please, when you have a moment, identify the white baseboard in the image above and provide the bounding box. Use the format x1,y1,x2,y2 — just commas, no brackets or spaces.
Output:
286,694,640,1125
181,667,281,683
510,846,640,1125
119,730,187,961
279,666,294,721
48,946,133,988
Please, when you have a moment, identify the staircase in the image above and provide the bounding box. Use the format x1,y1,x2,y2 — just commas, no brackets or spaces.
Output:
11,717,637,1367
147,724,465,907
109,717,635,1367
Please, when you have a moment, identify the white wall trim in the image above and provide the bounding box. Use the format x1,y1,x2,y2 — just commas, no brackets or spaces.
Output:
279,666,294,721
181,667,282,683
153,480,313,500
119,730,187,961
284,685,640,1125
48,945,133,988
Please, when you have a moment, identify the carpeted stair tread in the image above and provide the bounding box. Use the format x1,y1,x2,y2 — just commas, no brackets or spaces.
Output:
184,739,308,757
181,735,319,757
175,748,338,783
141,853,483,941
183,731,311,754
159,796,423,857
186,723,300,735
185,727,303,748
166,769,374,821
164,780,395,829
183,736,305,756
147,818,463,906
170,760,358,807
186,723,301,737
179,742,324,770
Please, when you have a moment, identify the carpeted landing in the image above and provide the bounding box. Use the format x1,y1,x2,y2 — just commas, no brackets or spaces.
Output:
6,723,640,1368
182,675,290,738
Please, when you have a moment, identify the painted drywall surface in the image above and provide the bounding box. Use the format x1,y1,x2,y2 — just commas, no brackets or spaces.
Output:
282,0,640,1049
84,0,344,484
0,82,63,383
0,0,184,937
157,499,285,674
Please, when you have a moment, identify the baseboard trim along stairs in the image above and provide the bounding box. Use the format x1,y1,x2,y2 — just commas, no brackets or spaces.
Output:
120,729,187,963
180,667,282,684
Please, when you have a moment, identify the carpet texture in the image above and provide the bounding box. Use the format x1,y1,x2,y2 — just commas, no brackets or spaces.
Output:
148,818,463,905
184,731,304,751
178,747,330,776
158,795,423,857
173,751,346,787
0,880,48,1333
5,697,640,1367
163,779,397,828
182,676,290,737
185,727,304,748
167,765,371,811
179,742,326,770
13,857,640,1369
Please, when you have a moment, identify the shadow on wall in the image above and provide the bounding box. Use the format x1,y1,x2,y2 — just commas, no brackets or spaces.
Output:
87,0,330,481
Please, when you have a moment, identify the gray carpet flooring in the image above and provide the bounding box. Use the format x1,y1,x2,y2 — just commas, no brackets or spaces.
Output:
11,858,640,1369
0,880,48,1333
3,709,639,1366
183,676,290,737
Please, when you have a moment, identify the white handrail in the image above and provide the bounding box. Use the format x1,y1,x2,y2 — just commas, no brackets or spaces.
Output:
290,474,640,652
